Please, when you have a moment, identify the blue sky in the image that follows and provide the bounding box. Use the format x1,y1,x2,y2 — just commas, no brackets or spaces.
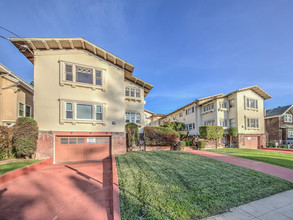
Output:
1,0,292,114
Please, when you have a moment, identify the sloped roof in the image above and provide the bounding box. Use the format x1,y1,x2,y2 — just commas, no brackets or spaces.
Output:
265,105,293,118
9,37,153,97
226,85,272,100
0,63,33,93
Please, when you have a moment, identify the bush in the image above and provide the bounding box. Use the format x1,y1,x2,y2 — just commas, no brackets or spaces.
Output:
161,122,186,131
0,126,14,159
185,139,193,146
13,117,39,158
197,141,206,150
266,142,276,148
144,126,179,147
125,123,139,151
175,141,186,151
177,131,189,140
199,126,224,140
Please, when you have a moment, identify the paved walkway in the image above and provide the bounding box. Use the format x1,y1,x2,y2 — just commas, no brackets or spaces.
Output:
186,150,293,182
203,189,293,220
0,160,113,220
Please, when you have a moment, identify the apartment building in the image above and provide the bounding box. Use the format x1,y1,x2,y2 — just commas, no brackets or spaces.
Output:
161,86,271,148
144,109,165,127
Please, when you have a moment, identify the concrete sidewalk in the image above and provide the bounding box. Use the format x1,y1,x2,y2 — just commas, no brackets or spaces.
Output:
203,189,293,220
186,150,293,182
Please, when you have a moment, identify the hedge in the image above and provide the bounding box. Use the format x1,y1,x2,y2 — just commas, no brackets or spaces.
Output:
144,126,179,147
197,141,206,149
199,126,224,140
0,126,13,159
13,117,39,158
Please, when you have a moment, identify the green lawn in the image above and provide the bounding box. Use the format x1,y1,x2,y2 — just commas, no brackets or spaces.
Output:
116,151,293,219
205,148,293,169
0,160,41,175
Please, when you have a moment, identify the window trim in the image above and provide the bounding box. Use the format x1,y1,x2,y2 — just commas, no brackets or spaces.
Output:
245,97,259,111
284,114,292,123
25,104,32,117
60,99,106,125
246,118,259,129
18,102,24,117
59,61,106,91
125,111,142,124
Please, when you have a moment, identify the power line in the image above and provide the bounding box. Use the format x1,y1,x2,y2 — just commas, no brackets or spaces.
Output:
0,25,23,39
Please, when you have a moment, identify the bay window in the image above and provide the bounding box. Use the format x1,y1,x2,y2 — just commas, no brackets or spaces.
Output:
76,66,93,84
125,112,141,124
247,118,259,128
246,98,258,109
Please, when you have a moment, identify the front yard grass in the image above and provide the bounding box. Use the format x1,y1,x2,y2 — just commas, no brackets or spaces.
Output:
205,148,293,169
0,160,41,175
115,151,293,219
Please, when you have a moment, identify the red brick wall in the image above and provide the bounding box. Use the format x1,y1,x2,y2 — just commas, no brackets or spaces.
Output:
198,138,225,148
112,132,126,154
265,117,281,142
36,132,54,159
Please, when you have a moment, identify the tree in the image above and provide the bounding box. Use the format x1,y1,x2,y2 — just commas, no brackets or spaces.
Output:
227,127,238,148
160,121,185,131
125,123,139,152
199,126,224,148
30,81,34,87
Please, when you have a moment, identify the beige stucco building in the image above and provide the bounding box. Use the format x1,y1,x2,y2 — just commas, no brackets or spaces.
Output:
10,37,153,163
0,63,34,126
144,109,165,127
161,86,271,148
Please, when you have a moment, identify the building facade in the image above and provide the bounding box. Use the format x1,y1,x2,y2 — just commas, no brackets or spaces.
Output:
0,63,33,126
265,105,293,145
144,109,164,127
161,86,271,149
10,37,153,163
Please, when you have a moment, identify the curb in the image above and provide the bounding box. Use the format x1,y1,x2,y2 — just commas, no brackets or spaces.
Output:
261,147,293,153
112,155,121,220
0,158,53,185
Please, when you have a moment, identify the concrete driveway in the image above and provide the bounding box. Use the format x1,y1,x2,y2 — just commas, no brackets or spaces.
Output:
0,160,113,220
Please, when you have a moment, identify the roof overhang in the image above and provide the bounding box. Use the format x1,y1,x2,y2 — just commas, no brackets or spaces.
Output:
9,37,153,97
0,63,34,93
227,85,272,100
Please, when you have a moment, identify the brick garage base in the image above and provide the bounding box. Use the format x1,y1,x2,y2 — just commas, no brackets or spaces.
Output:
35,131,54,159
112,132,127,155
236,133,266,149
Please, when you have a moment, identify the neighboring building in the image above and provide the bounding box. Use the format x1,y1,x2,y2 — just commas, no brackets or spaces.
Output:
161,86,271,149
10,37,153,163
0,63,34,126
144,109,165,127
265,105,293,145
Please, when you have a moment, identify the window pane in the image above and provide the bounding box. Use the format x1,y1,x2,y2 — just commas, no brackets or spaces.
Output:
77,138,84,144
96,105,102,113
76,104,93,119
19,103,24,116
136,89,140,98
66,103,72,111
69,138,76,144
125,88,129,96
96,113,103,120
96,78,102,85
26,106,31,117
19,103,24,110
66,65,73,81
76,66,93,84
66,111,73,119
96,71,101,78
131,88,135,97
61,138,68,144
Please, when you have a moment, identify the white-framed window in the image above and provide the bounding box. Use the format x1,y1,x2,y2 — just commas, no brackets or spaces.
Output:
125,112,141,124
186,106,194,115
130,88,135,97
61,61,104,88
18,102,24,117
284,114,292,123
246,98,258,109
204,120,215,126
179,112,183,117
229,119,236,127
125,87,130,96
219,102,227,109
65,64,73,81
185,123,195,131
288,129,293,138
203,103,214,113
63,101,103,121
229,99,235,108
136,89,140,98
247,118,259,128
65,103,73,119
219,119,228,127
25,105,32,117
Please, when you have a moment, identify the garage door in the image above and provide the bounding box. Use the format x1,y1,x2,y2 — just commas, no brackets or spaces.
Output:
55,136,110,163
244,137,258,149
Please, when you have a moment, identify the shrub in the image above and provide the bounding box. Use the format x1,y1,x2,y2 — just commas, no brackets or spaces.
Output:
197,141,206,150
199,126,224,140
125,123,139,151
144,126,179,147
266,142,276,148
161,122,186,131
227,127,238,148
0,126,14,159
177,131,189,140
176,141,186,151
13,117,39,158
185,139,193,146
